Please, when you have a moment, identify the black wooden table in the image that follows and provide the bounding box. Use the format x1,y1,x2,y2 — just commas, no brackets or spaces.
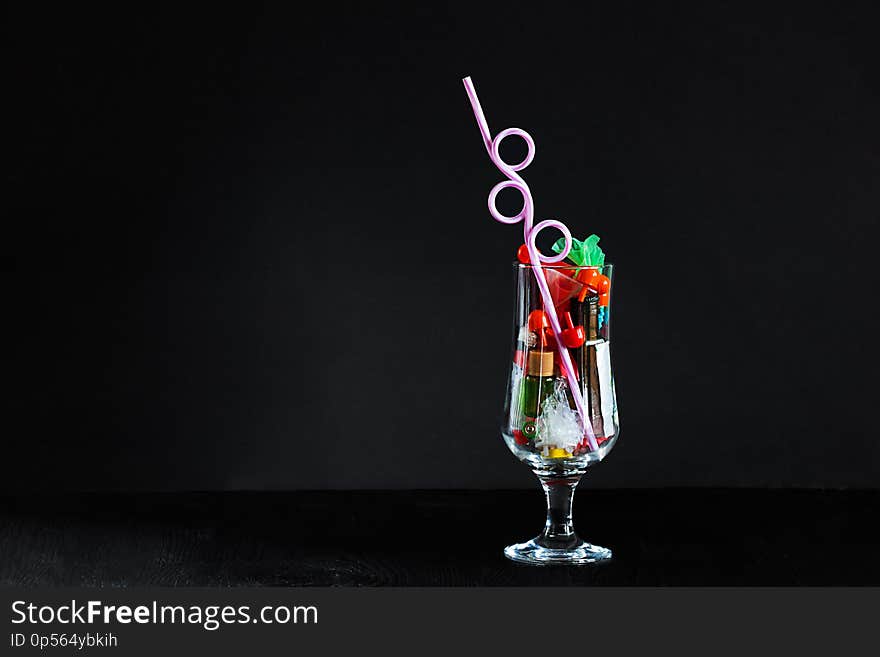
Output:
1,490,876,586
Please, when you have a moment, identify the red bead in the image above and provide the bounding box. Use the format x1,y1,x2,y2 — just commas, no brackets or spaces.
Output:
561,326,586,348
599,292,610,307
559,311,585,348
513,430,529,445
516,244,531,264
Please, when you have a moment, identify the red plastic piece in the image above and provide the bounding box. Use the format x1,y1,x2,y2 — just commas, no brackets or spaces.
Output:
516,244,531,264
593,274,611,295
576,268,600,302
545,267,579,313
577,268,600,288
528,310,550,332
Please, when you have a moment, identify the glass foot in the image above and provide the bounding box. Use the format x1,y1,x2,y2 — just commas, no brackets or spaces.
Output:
504,537,612,565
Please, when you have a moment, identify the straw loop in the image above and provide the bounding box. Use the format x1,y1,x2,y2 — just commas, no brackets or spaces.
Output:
488,179,530,225
529,220,572,264
491,127,535,172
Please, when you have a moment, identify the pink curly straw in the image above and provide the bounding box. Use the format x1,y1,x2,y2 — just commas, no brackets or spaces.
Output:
463,76,599,453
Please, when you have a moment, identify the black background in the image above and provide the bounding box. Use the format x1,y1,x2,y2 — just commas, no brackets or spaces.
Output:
7,2,879,490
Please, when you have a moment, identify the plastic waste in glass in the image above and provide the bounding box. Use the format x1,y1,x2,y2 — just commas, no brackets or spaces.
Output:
501,262,618,565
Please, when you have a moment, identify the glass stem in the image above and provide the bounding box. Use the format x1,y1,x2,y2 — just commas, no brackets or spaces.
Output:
537,474,582,549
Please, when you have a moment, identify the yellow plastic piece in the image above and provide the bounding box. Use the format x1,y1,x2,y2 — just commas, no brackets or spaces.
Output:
547,448,573,459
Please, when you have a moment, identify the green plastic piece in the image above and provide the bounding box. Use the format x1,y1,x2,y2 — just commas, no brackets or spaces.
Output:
551,234,605,267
